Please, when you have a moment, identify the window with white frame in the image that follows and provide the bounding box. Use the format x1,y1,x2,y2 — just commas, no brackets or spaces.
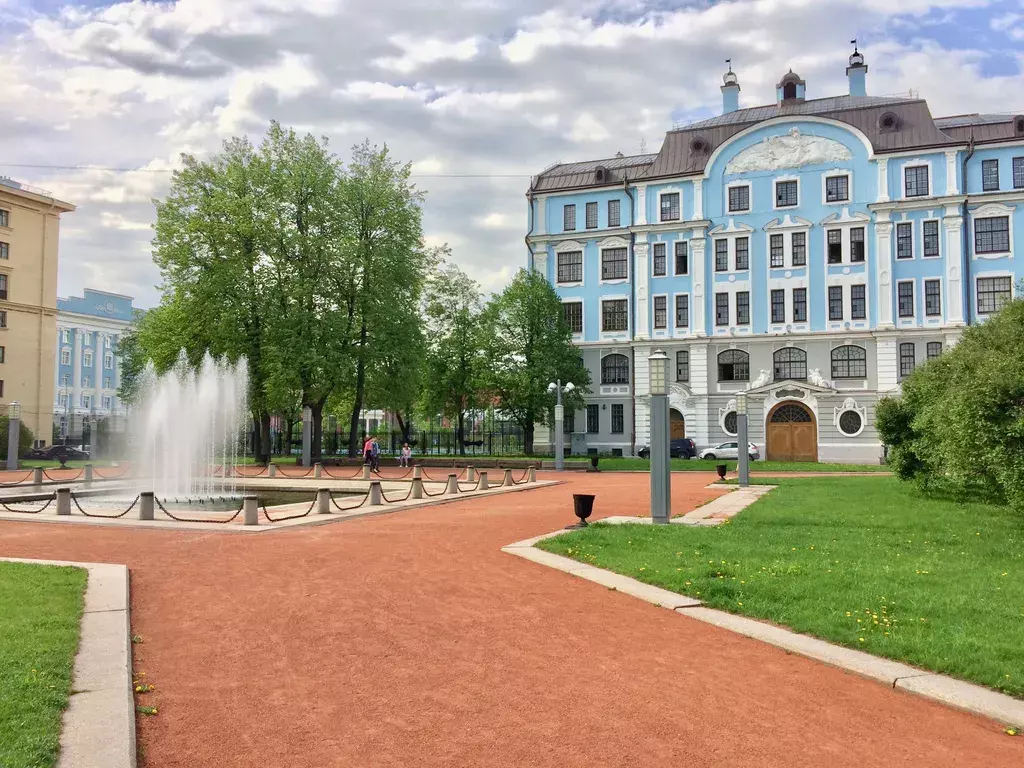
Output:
601,299,628,331
653,296,667,329
61,329,70,344
607,199,621,228
977,276,1012,314
104,353,113,370
770,234,784,268
0,242,7,260
975,217,1010,254
0,274,8,300
924,279,941,316
827,230,842,264
831,345,867,379
773,347,807,381
851,284,866,320
851,227,866,262
926,341,943,360
899,342,916,378
104,334,112,348
82,393,92,408
83,350,93,367
563,204,576,231
714,240,728,272
584,202,598,229
718,350,749,381
793,288,807,322
563,302,583,334
728,185,750,212
675,295,689,328
775,180,798,207
611,403,624,433
676,350,689,382
0,209,8,227
59,393,68,408
825,174,849,203
828,286,843,321
1014,157,1024,189
660,192,680,222
896,222,913,259
791,232,806,266
556,250,583,283
770,289,785,323
735,291,750,325
83,376,91,388
652,243,666,276
923,220,940,258
60,374,69,386
104,376,112,389
674,241,688,275
601,247,628,280
735,237,749,271
898,281,915,318
103,396,113,409
982,159,999,192
0,311,6,328
61,349,71,366
715,293,729,326
601,354,629,384
904,165,929,197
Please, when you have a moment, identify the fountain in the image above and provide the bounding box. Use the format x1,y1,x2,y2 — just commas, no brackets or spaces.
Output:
131,351,249,501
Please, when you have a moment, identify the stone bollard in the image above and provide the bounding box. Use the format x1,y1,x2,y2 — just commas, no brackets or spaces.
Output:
478,471,489,491
466,466,477,483
446,473,459,495
243,495,259,526
369,480,382,506
410,478,424,500
412,465,422,481
268,464,277,478
528,466,537,483
317,487,331,514
503,468,514,487
84,464,94,487
314,463,323,480
362,464,371,480
33,467,44,485
139,491,154,521
56,487,71,516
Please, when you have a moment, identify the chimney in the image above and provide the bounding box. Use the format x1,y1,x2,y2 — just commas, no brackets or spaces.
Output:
847,43,867,97
721,62,740,114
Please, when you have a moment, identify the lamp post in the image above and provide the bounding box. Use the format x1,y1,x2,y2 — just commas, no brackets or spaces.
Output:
6,401,21,471
301,406,313,468
648,350,671,524
737,392,749,488
547,380,575,471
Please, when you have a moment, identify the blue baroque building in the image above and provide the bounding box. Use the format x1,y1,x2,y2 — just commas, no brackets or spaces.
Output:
527,50,1024,462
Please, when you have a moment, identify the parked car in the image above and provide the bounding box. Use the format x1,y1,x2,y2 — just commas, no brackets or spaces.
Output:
637,438,697,460
25,444,91,461
699,442,760,461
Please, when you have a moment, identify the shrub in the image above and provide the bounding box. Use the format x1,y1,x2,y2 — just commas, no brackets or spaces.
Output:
0,416,36,458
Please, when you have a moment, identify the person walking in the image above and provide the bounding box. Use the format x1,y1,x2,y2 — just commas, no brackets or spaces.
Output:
400,442,412,468
370,437,381,474
362,435,374,467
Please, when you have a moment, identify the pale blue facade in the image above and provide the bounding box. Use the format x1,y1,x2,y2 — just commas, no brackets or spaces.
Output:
528,51,1024,462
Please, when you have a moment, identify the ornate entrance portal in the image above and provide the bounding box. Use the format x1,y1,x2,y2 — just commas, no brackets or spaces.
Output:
766,401,817,462
670,410,686,440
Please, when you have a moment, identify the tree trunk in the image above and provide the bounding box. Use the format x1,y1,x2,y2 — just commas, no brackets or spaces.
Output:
259,410,271,465
524,421,535,456
395,411,412,443
348,321,369,457
309,399,326,461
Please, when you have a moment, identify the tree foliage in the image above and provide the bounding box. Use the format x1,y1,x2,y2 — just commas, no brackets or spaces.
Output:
0,416,35,458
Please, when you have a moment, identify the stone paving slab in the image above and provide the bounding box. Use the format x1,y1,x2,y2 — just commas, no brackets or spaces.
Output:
896,674,1024,726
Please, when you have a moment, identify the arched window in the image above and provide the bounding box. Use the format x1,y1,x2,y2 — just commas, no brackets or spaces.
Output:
831,346,867,379
718,350,749,381
601,354,629,385
773,348,807,381
783,82,797,100
770,403,813,423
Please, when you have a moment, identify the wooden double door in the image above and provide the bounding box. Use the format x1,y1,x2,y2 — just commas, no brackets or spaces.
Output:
766,402,817,462
670,410,686,440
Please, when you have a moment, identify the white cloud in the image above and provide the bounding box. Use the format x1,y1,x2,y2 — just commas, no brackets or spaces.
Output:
374,34,483,73
569,113,610,143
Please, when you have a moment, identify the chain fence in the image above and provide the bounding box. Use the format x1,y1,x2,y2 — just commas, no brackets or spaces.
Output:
0,494,56,514
71,492,140,519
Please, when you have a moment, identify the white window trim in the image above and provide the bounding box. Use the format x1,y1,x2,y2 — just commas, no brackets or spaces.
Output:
672,291,692,337
651,241,668,278
822,170,852,206
607,198,623,229
60,348,71,366
971,202,1016,260
773,175,800,211
599,351,631,394
673,238,690,276
651,293,670,334
61,329,70,344
554,240,586,287
921,217,942,259
598,236,630,285
560,298,585,339
58,393,69,407
896,278,917,323
902,159,933,199
562,203,577,233
764,215,812,271
725,181,752,213
823,277,869,330
60,374,70,386
104,353,114,370
922,277,944,323
599,295,631,338
657,187,684,223
102,396,113,410
712,281,753,335
83,351,94,367
708,221,754,274
894,219,915,261
834,400,867,437
584,201,600,231
975,270,1015,317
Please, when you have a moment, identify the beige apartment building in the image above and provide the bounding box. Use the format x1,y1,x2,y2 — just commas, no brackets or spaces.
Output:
0,178,75,446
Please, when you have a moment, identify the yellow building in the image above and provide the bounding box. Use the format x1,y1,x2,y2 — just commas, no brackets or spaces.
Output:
0,178,75,446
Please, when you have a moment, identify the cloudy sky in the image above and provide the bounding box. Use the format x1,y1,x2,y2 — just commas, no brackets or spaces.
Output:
3,0,1024,308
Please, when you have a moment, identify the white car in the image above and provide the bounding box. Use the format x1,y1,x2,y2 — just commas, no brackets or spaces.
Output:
699,442,760,461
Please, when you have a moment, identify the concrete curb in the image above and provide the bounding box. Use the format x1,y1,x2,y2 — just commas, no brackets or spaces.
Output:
502,525,1024,728
0,557,135,768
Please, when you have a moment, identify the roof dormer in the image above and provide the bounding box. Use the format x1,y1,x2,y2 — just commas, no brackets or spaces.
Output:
776,70,806,105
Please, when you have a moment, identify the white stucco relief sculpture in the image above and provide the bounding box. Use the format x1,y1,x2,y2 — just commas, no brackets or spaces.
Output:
725,128,853,174
750,369,771,388
808,368,833,388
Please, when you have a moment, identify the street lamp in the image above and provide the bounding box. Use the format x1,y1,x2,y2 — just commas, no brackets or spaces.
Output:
301,406,313,467
648,350,671,524
737,392,749,487
547,380,575,471
6,401,21,471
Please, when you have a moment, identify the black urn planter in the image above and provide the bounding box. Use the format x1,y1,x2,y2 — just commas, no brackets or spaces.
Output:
567,494,596,529
716,463,728,480
588,455,600,472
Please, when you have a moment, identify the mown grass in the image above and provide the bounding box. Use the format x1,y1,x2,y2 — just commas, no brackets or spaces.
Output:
0,562,86,767
539,477,1024,699
598,458,889,473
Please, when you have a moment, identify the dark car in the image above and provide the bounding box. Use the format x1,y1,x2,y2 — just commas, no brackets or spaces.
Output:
25,444,90,461
637,438,697,460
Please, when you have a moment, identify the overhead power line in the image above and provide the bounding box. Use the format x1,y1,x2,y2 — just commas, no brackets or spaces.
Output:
0,162,530,178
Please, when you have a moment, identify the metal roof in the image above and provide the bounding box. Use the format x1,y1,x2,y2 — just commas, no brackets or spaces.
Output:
532,153,656,192
934,113,1017,128
681,95,916,130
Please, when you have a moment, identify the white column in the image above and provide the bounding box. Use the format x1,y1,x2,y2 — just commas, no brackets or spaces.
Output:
636,185,648,226
72,330,83,405
943,210,964,325
690,232,707,336
533,249,549,280
635,241,650,340
875,220,894,328
945,150,958,195
876,158,889,203
689,343,711,447
534,196,547,236
876,336,898,392
692,179,704,220
634,345,651,450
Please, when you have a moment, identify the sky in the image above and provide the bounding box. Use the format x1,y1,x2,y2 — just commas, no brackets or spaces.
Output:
2,0,1024,309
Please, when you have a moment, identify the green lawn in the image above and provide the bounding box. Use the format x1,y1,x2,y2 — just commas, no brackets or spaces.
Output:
596,458,889,473
539,477,1024,699
0,562,86,768
16,460,110,470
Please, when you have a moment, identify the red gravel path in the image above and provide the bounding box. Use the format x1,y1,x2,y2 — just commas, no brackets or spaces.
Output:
1,471,1020,767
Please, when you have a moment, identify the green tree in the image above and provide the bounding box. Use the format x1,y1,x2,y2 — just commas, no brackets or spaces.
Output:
478,268,590,455
0,416,34,459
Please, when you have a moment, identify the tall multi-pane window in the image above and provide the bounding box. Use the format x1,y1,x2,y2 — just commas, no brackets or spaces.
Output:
977,276,1012,314
602,300,628,331
611,404,624,434
557,251,583,283
770,234,784,268
898,282,915,317
905,165,929,197
975,217,1010,254
827,230,842,263
0,242,7,260
675,295,689,328
563,204,576,231
831,346,867,379
104,353,113,370
563,302,583,334
715,240,728,271
896,222,913,259
925,279,941,316
793,288,807,322
660,192,680,222
728,185,750,212
791,232,806,266
1014,157,1024,189
103,396,113,410
83,350,93,367
715,293,729,326
61,350,70,365
653,296,667,329
601,247,628,280
899,342,916,377
736,292,750,325
773,348,807,381
850,227,865,262
586,404,599,433
828,286,843,320
61,329,70,344
0,274,7,300
585,202,598,229
0,209,8,227
825,175,849,202
652,243,666,276
851,284,866,320
770,289,785,323
601,354,629,384
718,350,749,381
926,342,943,360
923,220,939,257
982,159,1000,192
676,350,690,382
0,311,6,329
735,237,749,271
674,241,688,275
607,199,621,228
775,180,798,207
103,377,112,390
